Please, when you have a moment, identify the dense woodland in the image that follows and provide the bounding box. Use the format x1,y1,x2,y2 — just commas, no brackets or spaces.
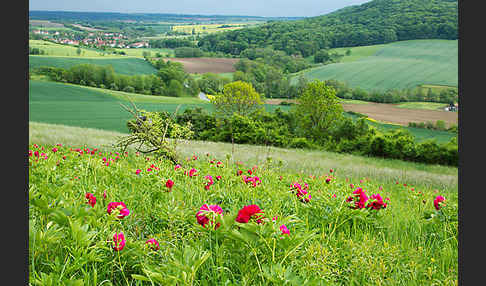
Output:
197,0,457,57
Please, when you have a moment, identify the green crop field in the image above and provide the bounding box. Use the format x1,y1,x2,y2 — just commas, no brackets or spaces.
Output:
29,80,211,133
113,48,175,58
294,39,458,92
29,56,158,75
395,102,448,110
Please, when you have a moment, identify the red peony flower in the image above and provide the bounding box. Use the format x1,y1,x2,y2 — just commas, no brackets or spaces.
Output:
348,187,369,209
85,193,96,207
107,202,130,219
196,204,223,229
280,224,290,236
188,168,198,177
135,169,141,175
367,193,387,210
112,232,126,251
145,238,160,251
165,179,174,190
236,204,265,224
290,182,311,203
434,195,446,210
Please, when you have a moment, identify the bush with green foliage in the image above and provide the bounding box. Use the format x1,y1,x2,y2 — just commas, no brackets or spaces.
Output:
165,106,458,166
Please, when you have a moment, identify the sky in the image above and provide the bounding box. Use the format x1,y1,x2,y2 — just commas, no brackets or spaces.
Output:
29,0,373,18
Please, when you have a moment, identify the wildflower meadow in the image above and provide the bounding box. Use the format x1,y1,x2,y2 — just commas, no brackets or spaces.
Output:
28,143,457,285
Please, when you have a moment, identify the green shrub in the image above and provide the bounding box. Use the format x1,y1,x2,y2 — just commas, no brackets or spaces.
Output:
123,86,135,93
288,137,314,149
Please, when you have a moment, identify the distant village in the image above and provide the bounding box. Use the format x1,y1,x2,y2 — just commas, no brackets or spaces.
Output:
31,29,150,49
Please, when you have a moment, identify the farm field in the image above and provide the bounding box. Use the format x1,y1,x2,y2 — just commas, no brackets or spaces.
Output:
395,102,449,110
29,20,65,28
29,39,108,57
341,101,457,127
171,22,262,34
294,39,458,92
28,123,457,284
163,57,239,74
29,55,158,75
29,80,455,143
114,47,175,58
304,44,387,64
28,80,210,133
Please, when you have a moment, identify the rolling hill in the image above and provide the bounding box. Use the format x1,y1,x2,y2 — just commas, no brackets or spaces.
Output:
293,39,458,91
197,0,457,57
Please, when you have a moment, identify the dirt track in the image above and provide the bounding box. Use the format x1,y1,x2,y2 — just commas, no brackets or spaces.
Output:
164,58,239,73
265,99,458,127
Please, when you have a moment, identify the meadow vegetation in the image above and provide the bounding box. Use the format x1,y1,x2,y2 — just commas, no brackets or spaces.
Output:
28,122,458,285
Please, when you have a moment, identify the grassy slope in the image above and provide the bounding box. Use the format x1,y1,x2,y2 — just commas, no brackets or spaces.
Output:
28,80,291,133
29,55,158,75
28,131,457,284
294,39,458,91
29,121,457,191
29,80,207,133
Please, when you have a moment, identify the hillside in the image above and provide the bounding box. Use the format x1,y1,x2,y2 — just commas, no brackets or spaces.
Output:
197,0,457,56
29,56,158,76
293,39,458,91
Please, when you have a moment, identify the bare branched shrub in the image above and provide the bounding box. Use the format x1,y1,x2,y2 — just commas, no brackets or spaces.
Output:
113,99,193,164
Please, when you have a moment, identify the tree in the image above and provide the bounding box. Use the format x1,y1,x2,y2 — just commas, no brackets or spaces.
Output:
210,81,264,155
197,73,229,95
76,47,82,56
314,49,331,63
295,80,343,142
166,79,183,97
210,81,264,118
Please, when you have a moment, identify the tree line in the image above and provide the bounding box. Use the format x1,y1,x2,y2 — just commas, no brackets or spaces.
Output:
33,60,199,97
